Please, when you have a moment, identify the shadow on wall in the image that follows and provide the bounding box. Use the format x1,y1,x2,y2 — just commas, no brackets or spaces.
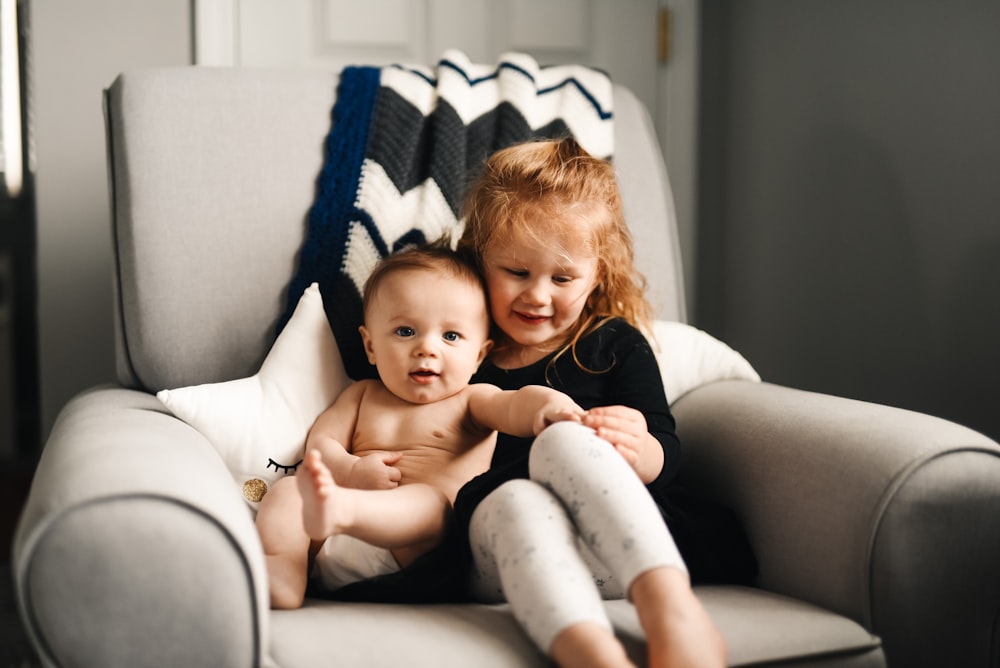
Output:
940,241,1000,437
739,122,1000,442
743,124,935,416
697,0,1000,444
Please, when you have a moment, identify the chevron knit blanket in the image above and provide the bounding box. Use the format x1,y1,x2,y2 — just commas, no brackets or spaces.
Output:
281,50,614,380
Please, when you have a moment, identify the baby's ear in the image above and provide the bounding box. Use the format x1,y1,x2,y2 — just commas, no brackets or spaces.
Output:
478,338,494,364
359,325,377,364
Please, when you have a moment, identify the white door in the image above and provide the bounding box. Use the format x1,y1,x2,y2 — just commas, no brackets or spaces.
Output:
194,0,698,305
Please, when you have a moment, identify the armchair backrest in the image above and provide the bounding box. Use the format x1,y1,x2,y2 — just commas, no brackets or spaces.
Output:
104,67,685,392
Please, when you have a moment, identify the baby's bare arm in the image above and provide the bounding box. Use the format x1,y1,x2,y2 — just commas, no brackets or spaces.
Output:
468,384,585,437
306,381,400,489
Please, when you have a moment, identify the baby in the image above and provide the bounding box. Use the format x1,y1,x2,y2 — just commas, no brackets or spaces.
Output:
256,240,584,609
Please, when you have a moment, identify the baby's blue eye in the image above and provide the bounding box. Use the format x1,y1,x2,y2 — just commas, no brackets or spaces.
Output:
395,326,415,337
443,331,461,342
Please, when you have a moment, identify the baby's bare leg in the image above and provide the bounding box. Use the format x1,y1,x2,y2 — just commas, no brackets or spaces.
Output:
297,449,451,564
256,476,313,609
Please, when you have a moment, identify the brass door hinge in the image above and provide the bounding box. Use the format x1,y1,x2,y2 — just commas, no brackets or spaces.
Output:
658,7,672,64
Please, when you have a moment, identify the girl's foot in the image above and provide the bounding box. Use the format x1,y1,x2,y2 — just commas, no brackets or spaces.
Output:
631,568,727,668
550,621,636,668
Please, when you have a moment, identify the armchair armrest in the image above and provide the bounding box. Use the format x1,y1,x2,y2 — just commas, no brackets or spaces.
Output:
671,380,1000,668
13,387,270,668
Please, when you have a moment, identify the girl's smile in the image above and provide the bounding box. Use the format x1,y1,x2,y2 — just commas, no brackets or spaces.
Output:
513,310,549,325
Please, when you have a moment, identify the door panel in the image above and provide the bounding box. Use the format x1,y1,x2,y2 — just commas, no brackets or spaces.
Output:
229,0,657,109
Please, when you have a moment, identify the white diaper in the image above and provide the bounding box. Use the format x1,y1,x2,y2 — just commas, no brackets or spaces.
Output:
312,533,400,590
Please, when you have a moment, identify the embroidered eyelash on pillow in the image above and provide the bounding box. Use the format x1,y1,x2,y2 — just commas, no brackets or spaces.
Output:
156,283,351,511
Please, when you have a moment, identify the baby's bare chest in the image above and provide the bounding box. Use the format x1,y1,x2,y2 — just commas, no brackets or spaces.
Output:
351,393,483,458
350,395,494,489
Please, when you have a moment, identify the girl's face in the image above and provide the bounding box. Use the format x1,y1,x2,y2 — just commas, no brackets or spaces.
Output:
482,225,599,367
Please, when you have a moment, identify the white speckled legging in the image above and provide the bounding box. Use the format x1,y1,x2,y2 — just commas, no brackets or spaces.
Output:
468,421,687,653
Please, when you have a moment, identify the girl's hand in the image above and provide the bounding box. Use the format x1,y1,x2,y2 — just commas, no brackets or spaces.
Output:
345,452,403,489
582,406,664,484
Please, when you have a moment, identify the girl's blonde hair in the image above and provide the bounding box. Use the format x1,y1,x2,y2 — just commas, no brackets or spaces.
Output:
457,137,650,368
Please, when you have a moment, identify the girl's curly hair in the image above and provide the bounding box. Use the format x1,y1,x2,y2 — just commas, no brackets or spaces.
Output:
457,137,650,369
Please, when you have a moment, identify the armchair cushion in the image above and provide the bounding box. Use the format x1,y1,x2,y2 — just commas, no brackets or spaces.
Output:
155,284,349,508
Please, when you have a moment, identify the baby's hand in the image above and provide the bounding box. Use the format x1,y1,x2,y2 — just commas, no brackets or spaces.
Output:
582,406,662,483
345,452,403,490
533,402,586,435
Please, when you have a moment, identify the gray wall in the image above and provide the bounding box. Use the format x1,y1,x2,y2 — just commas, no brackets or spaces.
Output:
697,0,1000,441
32,1,190,438
28,0,1000,446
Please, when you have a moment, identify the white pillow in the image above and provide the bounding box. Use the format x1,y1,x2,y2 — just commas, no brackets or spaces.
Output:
157,283,350,510
649,320,760,404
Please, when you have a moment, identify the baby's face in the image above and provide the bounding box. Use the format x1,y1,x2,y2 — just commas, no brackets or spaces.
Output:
360,268,492,404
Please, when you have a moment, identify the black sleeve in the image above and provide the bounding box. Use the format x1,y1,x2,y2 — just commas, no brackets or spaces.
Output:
605,327,681,497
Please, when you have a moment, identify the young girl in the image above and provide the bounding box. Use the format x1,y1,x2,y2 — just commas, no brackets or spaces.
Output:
453,138,727,668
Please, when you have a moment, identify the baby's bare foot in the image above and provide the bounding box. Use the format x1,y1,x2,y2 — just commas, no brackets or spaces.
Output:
296,449,345,540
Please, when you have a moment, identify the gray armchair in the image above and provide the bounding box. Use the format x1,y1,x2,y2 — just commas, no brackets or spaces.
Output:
14,67,1000,667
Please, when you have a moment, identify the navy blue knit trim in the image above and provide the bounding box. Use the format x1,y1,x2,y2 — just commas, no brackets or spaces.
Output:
278,66,380,337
